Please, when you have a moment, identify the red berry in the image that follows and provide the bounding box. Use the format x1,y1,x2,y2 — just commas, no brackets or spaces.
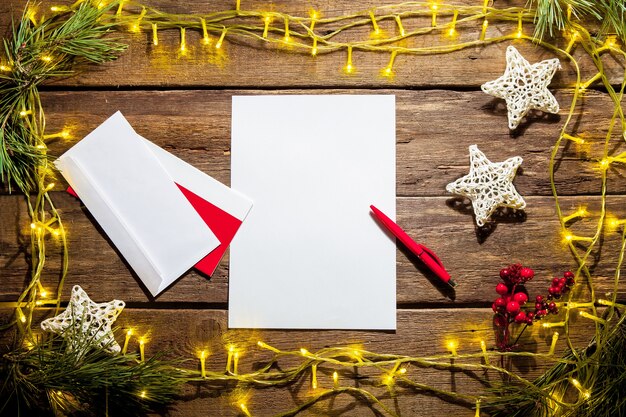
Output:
540,309,548,316
552,277,560,286
492,302,497,313
526,317,534,325
526,312,534,320
567,278,575,286
495,283,509,296
506,301,520,314
513,292,528,305
549,286,560,296
520,267,534,280
551,307,559,314
514,311,527,323
535,302,543,310
548,302,557,311
563,271,574,279
495,298,507,308
536,295,544,303
559,277,567,286
500,268,511,279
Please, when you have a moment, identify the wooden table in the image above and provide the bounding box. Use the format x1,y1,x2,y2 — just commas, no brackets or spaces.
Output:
1,1,623,415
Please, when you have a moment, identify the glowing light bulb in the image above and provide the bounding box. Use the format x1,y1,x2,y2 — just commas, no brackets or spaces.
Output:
398,367,407,374
40,289,48,298
140,390,147,398
60,129,71,139
45,182,55,191
448,28,456,37
41,55,52,63
30,223,36,229
139,337,146,361
215,29,227,49
333,371,339,388
20,313,26,323
0,65,10,72
516,30,523,38
447,340,458,356
300,348,309,355
200,350,207,378
599,158,611,170
239,403,252,417
563,231,574,242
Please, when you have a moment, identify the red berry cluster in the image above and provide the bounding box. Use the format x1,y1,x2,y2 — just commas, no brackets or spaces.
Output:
492,264,575,351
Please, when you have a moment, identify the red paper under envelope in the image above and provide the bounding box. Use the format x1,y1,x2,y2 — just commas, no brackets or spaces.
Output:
67,185,242,276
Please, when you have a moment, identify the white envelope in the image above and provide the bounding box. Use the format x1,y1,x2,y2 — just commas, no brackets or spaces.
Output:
55,112,221,296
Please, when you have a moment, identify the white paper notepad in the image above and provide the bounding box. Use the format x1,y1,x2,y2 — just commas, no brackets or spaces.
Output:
229,95,396,329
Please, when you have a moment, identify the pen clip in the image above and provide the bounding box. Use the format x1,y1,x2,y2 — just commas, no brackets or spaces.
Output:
418,244,445,269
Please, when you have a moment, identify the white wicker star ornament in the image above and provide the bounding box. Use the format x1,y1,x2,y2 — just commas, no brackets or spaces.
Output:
40,285,125,353
482,45,561,129
446,145,526,227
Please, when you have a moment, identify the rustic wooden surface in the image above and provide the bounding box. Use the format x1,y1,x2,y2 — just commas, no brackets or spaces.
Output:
1,1,625,416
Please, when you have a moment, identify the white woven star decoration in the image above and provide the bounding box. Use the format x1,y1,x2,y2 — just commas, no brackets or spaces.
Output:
446,145,526,227
482,45,561,129
41,285,125,353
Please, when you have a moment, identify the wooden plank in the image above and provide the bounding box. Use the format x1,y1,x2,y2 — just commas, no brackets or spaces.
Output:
2,193,624,304
0,308,596,416
0,1,622,88
14,88,624,198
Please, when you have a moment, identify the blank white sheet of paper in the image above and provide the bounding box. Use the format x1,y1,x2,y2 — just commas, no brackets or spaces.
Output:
229,95,396,329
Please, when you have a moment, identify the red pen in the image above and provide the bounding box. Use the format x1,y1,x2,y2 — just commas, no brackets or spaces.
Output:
370,205,456,287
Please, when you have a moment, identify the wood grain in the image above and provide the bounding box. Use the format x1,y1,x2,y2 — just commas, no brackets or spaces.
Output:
2,193,624,305
18,88,626,198
1,307,595,417
0,1,623,88
1,1,624,416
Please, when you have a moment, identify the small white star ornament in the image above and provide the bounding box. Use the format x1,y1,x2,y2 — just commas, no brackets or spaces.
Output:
482,45,561,129
41,285,125,353
446,145,526,227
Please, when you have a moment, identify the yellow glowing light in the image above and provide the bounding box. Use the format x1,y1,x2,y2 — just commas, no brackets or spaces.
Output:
563,231,574,242
447,340,458,356
257,341,266,348
344,46,354,74
20,110,30,117
571,378,581,388
430,3,438,27
233,351,240,374
20,313,26,323
40,289,48,298
41,55,52,63
50,6,63,12
46,182,55,191
239,403,252,417
448,28,456,37
179,27,187,53
215,29,227,49
0,65,10,72
516,30,523,39
599,158,611,170
300,348,309,355
549,332,560,355
605,36,617,48
30,223,36,229
52,229,61,237
310,10,319,20
333,371,339,388
262,14,271,38
139,337,146,361
368,10,381,35
311,44,318,56
200,350,207,378
140,390,147,398
60,129,71,139
383,373,394,386
398,367,407,374
130,24,140,33
229,345,235,353
283,17,291,43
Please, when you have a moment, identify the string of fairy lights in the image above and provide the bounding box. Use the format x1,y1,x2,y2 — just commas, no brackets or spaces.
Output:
3,0,626,415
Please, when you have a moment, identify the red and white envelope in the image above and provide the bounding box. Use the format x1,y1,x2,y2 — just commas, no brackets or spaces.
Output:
57,112,253,296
